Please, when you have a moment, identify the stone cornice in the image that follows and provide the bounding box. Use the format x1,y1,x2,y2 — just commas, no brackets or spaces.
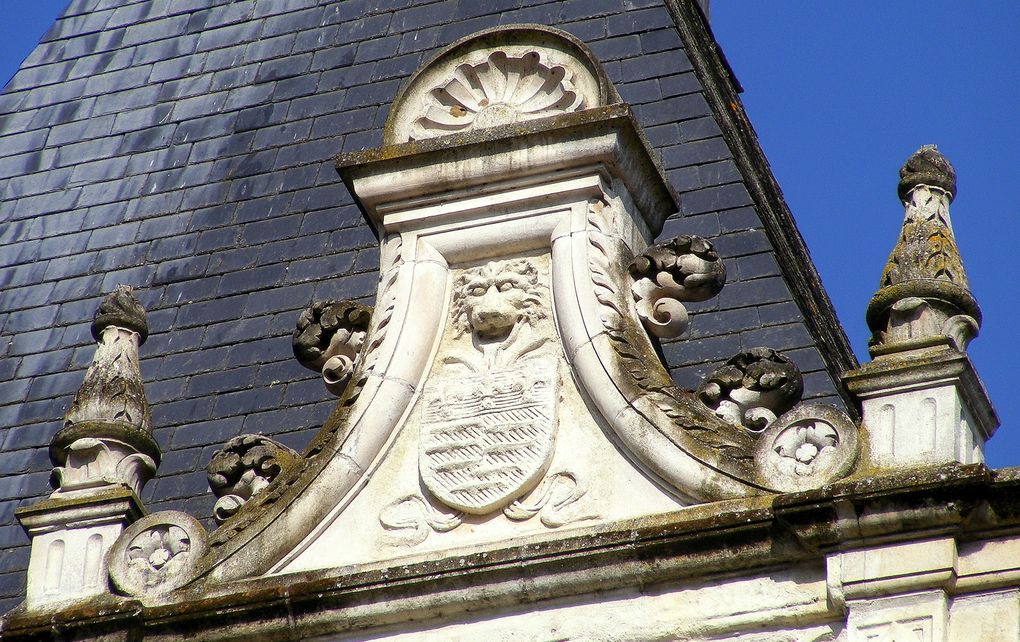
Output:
5,464,1018,640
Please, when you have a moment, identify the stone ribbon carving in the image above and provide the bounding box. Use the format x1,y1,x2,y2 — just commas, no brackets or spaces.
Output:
207,435,300,524
412,50,585,140
108,511,208,596
294,299,372,397
629,235,726,338
867,146,980,355
697,348,804,432
50,285,160,497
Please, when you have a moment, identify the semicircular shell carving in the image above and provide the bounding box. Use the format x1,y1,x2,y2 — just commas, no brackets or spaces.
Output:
754,404,859,492
412,51,584,140
385,26,607,144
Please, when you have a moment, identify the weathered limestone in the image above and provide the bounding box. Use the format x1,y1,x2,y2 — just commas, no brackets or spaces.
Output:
16,286,159,610
207,435,300,524
844,147,998,469
293,299,373,397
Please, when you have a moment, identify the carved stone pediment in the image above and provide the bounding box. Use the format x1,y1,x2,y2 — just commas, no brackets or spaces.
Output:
144,25,861,588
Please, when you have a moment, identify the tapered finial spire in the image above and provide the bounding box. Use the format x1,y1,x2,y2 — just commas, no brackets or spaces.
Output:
865,146,980,356
49,285,159,496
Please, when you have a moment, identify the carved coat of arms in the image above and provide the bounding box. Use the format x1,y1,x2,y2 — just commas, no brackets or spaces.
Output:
419,259,559,515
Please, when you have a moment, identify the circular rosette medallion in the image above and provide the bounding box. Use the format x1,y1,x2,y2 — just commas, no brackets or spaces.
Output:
108,510,208,596
755,404,859,492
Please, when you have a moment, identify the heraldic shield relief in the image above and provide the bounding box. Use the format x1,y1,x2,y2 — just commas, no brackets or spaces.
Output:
418,258,559,516
420,360,557,514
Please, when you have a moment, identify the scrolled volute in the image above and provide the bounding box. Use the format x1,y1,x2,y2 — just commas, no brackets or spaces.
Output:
697,348,803,432
629,235,725,338
293,299,372,396
207,434,300,524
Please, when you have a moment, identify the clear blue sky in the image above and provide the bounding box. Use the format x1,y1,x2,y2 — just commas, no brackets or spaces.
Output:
3,2,1018,467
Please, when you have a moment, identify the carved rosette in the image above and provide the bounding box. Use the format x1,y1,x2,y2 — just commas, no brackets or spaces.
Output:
867,146,980,355
697,348,804,432
754,404,859,492
412,50,585,140
50,285,160,497
628,235,726,338
108,511,208,596
294,299,372,397
207,435,300,524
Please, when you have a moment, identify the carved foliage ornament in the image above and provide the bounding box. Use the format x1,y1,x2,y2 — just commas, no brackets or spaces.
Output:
754,404,859,492
207,435,300,524
412,50,585,140
697,348,804,432
629,235,726,338
294,299,372,397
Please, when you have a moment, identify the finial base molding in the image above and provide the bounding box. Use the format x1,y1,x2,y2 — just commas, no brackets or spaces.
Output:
843,349,998,469
15,486,144,611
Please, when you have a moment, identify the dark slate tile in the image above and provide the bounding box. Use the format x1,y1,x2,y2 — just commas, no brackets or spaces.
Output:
716,275,793,309
740,322,814,353
680,183,752,216
734,253,780,281
660,137,730,169
663,333,742,367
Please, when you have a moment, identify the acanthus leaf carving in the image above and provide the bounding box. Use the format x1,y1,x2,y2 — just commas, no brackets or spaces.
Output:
628,235,726,339
207,435,300,525
293,299,373,397
696,348,804,432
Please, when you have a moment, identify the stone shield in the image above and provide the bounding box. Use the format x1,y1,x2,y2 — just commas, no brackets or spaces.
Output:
420,360,558,514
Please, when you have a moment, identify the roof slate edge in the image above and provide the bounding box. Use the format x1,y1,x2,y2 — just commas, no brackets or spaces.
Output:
664,0,859,412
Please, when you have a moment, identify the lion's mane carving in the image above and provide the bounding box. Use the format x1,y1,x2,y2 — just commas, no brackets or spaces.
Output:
451,259,548,340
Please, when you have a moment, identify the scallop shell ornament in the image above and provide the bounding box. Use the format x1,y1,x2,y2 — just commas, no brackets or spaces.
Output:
412,51,585,140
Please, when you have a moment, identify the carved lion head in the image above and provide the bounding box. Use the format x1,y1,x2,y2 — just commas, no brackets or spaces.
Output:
451,259,547,340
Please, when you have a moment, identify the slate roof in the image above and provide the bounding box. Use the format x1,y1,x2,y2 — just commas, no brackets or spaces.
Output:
0,0,854,611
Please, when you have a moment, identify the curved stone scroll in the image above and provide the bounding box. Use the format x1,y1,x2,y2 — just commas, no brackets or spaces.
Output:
108,511,208,596
754,404,859,492
696,348,804,432
629,235,726,338
553,198,765,502
294,299,373,397
207,435,300,525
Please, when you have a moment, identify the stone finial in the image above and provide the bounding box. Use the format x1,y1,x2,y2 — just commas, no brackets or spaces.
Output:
50,286,159,496
866,146,980,355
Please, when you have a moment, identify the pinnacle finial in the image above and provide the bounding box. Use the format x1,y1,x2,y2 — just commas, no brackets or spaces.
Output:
50,285,159,496
898,145,956,203
92,284,148,343
866,147,979,356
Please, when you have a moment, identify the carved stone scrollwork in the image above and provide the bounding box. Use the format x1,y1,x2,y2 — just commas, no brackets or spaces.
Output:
628,235,726,338
754,404,859,492
293,299,372,397
697,348,804,432
207,435,300,524
108,511,208,596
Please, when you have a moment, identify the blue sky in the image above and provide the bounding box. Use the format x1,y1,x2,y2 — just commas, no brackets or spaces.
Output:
3,2,1018,466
